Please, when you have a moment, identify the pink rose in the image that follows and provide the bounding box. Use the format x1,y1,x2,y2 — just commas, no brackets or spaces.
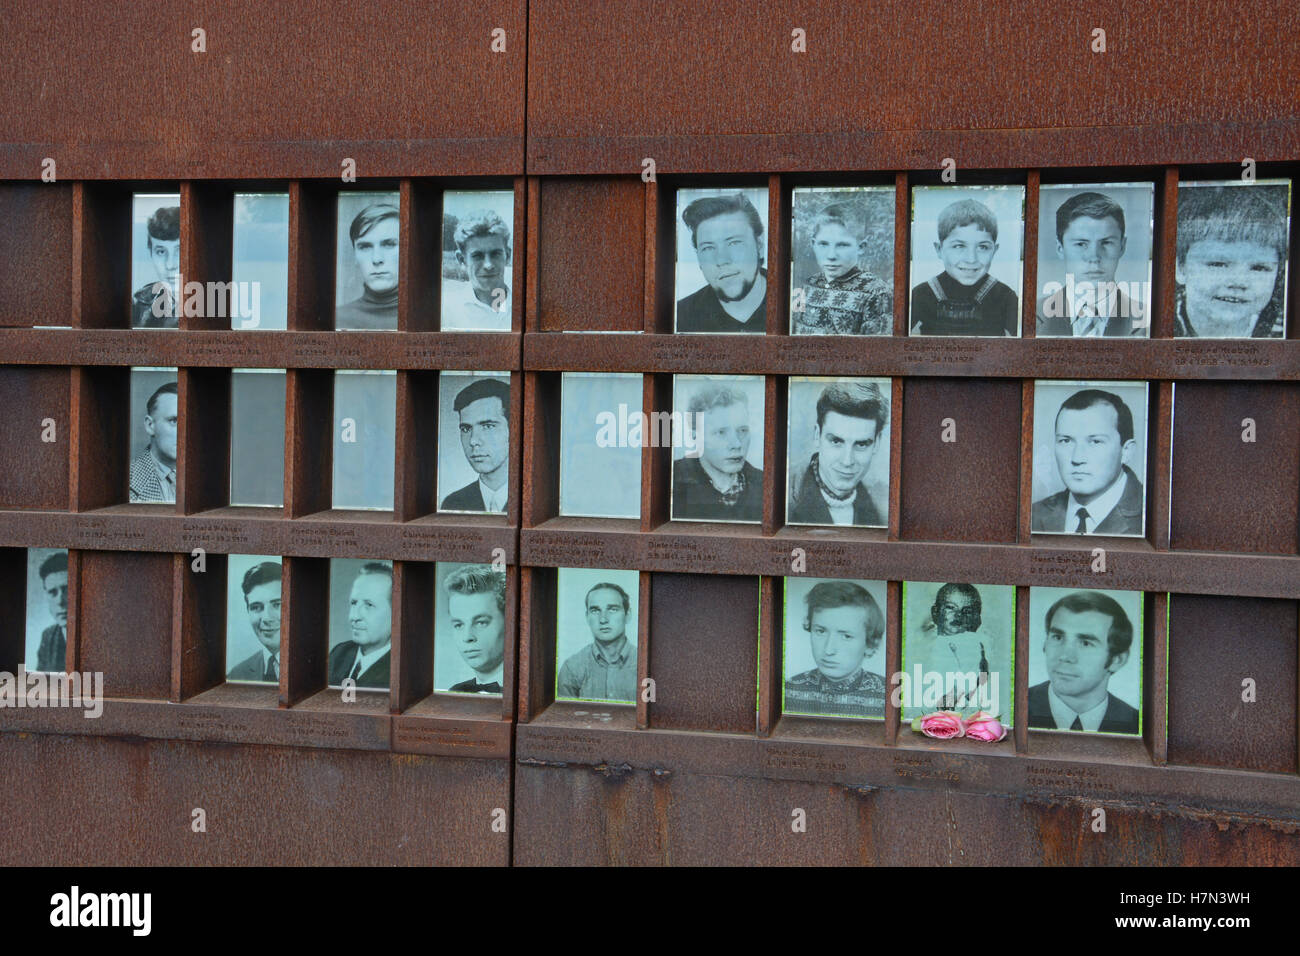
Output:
918,711,965,739
964,711,1008,742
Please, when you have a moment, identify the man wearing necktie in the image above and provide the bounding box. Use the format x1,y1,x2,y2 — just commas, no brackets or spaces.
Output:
443,565,507,695
328,562,393,690
227,561,283,684
128,381,179,503
32,550,69,673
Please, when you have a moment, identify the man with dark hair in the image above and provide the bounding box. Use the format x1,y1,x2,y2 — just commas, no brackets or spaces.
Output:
443,208,512,331
784,580,887,718
328,562,392,689
443,564,507,694
676,192,767,333
1031,388,1144,536
910,197,1019,336
1029,590,1139,734
672,382,763,522
1038,191,1144,337
129,381,179,503
557,581,637,702
440,377,510,513
32,550,68,673
132,204,181,328
336,201,400,330
227,561,283,683
788,380,888,527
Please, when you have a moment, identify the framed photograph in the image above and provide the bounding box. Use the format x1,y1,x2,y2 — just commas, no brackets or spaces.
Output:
128,367,179,503
786,376,890,528
335,190,400,331
434,562,507,695
25,548,68,674
782,577,888,720
332,370,396,511
670,373,765,524
1036,183,1154,337
225,555,283,684
674,186,770,334
229,368,285,508
909,184,1024,337
131,192,181,329
1027,586,1143,736
327,559,392,691
789,186,894,335
554,567,639,704
231,192,290,330
440,189,514,331
901,581,1015,724
559,372,642,519
1031,380,1149,537
437,372,511,514
1175,179,1291,338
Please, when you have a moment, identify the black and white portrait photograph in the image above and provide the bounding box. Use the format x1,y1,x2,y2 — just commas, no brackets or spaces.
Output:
901,581,1014,723
25,548,68,674
789,186,894,336
434,562,507,695
131,193,181,329
1031,381,1149,537
1175,179,1291,338
560,371,642,519
128,367,179,504
786,376,890,529
335,191,400,331
225,555,282,684
229,368,285,508
674,186,770,334
231,192,289,330
438,372,510,514
782,577,887,720
328,558,392,691
670,373,765,524
440,190,514,331
1028,586,1143,736
555,567,639,704
909,185,1024,337
332,370,396,511
1036,183,1153,337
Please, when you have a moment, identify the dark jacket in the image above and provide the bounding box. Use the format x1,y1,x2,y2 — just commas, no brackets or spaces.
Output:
672,456,763,523
1036,287,1144,337
1031,465,1144,536
227,650,271,683
35,624,65,673
675,272,767,334
1028,680,1139,735
447,677,503,694
440,481,486,513
787,460,883,527
132,282,177,329
328,642,391,689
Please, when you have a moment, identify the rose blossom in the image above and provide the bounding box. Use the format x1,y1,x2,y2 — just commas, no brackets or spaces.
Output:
918,711,965,739
964,711,1008,742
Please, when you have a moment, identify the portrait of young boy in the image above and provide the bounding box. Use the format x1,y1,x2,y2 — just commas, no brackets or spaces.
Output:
789,188,893,335
909,187,1023,337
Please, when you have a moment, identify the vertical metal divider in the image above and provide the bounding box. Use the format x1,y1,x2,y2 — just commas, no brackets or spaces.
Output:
1146,590,1169,766
1013,584,1031,754
883,579,902,746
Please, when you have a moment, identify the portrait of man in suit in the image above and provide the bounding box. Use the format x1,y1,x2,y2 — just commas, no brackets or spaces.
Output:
675,190,768,334
131,201,181,329
30,550,68,673
787,379,888,528
226,561,282,684
1029,590,1139,735
442,564,506,695
328,562,393,690
557,581,637,703
439,377,510,514
1031,387,1145,537
129,381,179,503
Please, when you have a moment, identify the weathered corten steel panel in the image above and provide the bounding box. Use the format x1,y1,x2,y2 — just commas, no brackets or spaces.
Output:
527,0,1300,173
77,551,175,700
0,733,509,865
0,1,528,179
0,185,74,326
0,367,69,510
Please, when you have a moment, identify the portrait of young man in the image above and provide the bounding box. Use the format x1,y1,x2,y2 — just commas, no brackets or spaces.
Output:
671,375,764,524
783,578,887,719
901,581,1014,723
131,196,181,329
328,561,393,690
556,571,638,704
440,191,514,331
438,564,507,695
335,194,400,331
1031,382,1148,537
786,377,890,528
226,559,283,684
1174,180,1291,339
128,377,179,504
1028,588,1142,735
439,375,510,514
1036,185,1153,337
26,549,68,674
674,188,770,334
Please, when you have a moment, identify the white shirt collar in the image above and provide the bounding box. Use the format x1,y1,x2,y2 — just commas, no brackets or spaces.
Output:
478,477,507,513
444,280,511,331
474,662,504,687
1047,681,1110,732
1065,471,1128,534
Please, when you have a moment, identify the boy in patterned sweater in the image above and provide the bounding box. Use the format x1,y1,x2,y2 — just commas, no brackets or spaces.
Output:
793,201,893,335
